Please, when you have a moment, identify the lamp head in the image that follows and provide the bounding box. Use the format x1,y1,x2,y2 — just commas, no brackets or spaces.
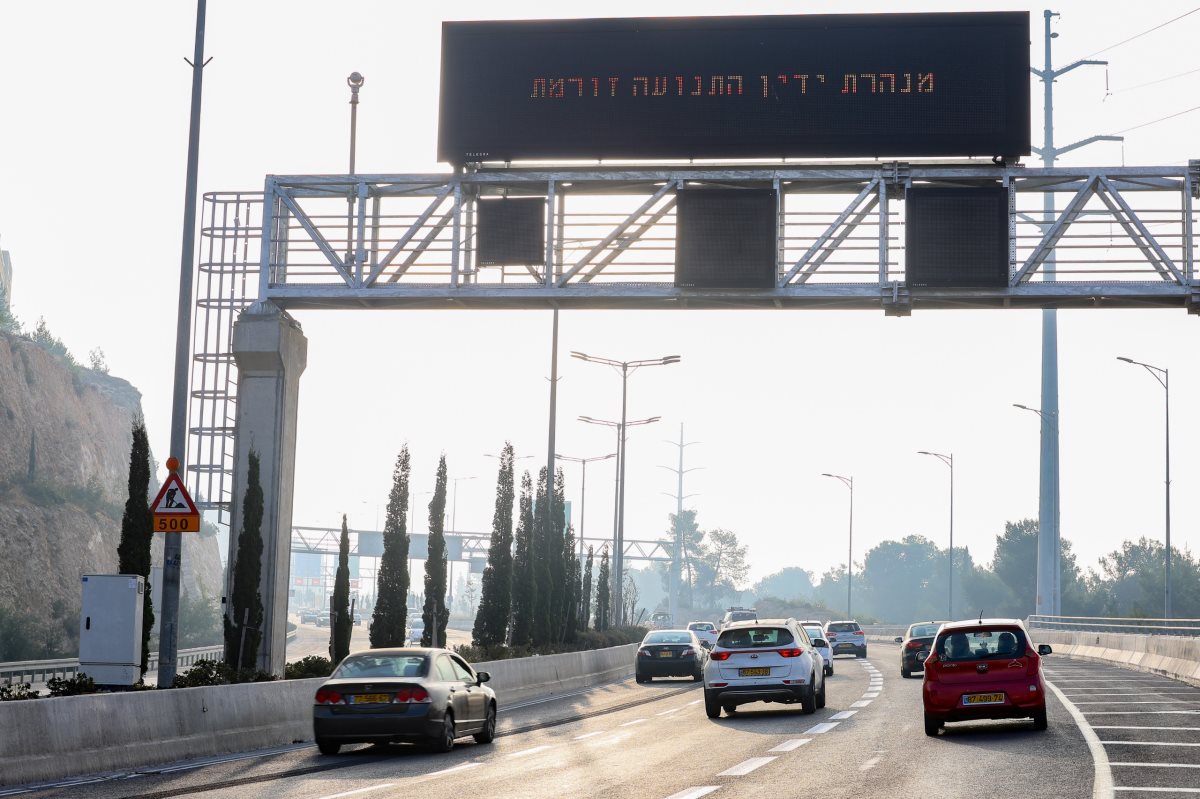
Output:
1116,356,1134,364
347,72,365,89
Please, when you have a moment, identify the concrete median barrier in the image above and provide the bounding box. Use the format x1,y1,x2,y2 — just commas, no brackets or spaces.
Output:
0,643,637,788
1033,630,1200,687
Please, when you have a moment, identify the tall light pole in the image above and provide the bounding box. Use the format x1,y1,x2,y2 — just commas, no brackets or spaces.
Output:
1014,403,1060,615
660,424,700,626
573,350,679,623
558,452,617,559
449,476,476,532
1118,356,1172,618
918,451,955,619
821,473,854,618
345,72,364,266
579,413,662,622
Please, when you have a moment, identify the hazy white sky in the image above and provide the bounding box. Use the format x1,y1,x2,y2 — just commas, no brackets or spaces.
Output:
2,1,1198,587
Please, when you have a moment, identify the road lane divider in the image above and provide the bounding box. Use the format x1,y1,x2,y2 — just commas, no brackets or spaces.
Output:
768,739,811,752
662,788,719,799
718,756,776,776
1046,678,1115,799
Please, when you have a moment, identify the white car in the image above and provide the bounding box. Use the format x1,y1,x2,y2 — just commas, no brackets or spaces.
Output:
702,618,827,718
406,618,425,646
687,621,718,648
800,622,834,676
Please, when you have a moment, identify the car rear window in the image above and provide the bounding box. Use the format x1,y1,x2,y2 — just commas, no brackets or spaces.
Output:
935,628,1026,661
645,632,692,644
718,626,795,648
803,626,823,641
827,622,860,633
909,623,941,638
728,611,756,622
688,623,715,632
333,654,427,678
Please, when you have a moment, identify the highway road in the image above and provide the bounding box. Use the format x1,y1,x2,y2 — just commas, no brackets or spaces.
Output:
12,641,1152,799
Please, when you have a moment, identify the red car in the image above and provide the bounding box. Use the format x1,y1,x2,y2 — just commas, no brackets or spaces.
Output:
921,618,1053,736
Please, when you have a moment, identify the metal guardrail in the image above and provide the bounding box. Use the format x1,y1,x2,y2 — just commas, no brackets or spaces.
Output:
0,646,224,687
1027,614,1200,636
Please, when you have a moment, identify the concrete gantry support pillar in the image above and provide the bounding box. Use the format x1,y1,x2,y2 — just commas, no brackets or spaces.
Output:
226,301,307,676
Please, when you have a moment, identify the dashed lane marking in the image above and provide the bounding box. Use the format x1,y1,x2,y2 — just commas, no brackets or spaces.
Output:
1112,789,1200,793
768,739,811,752
317,784,397,799
657,706,685,716
852,700,873,708
1110,763,1200,769
508,745,553,758
863,693,880,699
1094,726,1200,731
860,757,880,771
804,722,840,734
1099,741,1200,747
620,718,648,727
574,731,605,740
662,787,720,799
1085,711,1200,715
830,710,858,720
718,757,777,776
1073,700,1194,705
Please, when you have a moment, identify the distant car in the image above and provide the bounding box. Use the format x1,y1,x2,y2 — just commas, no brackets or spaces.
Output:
353,611,363,627
800,622,834,676
824,619,866,658
719,607,757,630
649,611,674,629
636,629,707,683
299,609,320,624
703,618,826,718
922,619,1052,736
316,610,332,628
313,648,496,754
686,621,718,648
407,618,426,646
895,620,948,678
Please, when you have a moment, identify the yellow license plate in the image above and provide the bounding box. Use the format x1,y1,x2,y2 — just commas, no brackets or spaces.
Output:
963,693,1005,705
658,651,673,658
352,693,391,704
739,667,770,677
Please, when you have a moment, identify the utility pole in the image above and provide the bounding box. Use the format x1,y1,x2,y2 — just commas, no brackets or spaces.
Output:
1029,9,1121,617
659,424,700,626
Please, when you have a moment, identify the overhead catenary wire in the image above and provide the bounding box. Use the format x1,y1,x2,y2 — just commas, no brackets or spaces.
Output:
1079,5,1200,59
1108,64,1200,94
1110,104,1200,135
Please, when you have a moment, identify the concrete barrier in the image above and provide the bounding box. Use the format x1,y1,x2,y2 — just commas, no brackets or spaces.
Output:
1034,630,1200,687
0,643,637,788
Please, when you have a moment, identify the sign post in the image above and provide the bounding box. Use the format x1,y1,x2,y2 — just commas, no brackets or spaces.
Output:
152,457,200,534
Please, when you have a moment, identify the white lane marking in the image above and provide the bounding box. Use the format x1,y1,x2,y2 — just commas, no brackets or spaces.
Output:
657,706,685,716
860,756,880,771
804,722,840,734
574,731,606,740
1111,763,1200,769
1064,691,1200,696
1045,678,1114,799
1113,789,1200,793
769,739,811,752
1094,726,1200,731
852,700,873,708
1073,700,1192,705
1100,741,1200,747
830,710,858,720
317,785,396,799
863,692,880,699
508,744,553,757
688,699,703,705
423,762,482,778
621,718,648,727
663,788,720,799
1085,711,1200,715
718,756,777,776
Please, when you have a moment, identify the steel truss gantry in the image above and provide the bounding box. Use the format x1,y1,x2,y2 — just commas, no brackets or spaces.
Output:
191,161,1200,514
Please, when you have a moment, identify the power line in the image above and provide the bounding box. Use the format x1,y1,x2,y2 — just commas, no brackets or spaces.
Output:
1111,104,1200,135
1109,65,1200,94
1081,6,1200,59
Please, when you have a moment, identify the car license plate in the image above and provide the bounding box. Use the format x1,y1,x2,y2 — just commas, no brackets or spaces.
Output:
917,650,929,660
352,693,391,704
658,651,673,658
836,643,853,649
963,693,1005,706
739,667,770,677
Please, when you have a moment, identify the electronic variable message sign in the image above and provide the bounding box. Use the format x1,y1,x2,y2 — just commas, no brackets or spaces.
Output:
438,12,1030,163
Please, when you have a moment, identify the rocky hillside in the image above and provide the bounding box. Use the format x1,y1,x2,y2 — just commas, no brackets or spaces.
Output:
0,332,223,658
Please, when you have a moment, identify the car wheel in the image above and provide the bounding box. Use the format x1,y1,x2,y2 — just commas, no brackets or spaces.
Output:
855,650,865,659
825,665,833,677
474,703,497,744
692,667,703,682
801,677,817,714
316,739,341,756
924,713,942,737
816,676,827,709
901,667,911,678
635,672,646,684
1032,708,1048,731
430,712,456,753
722,704,737,715
704,691,722,719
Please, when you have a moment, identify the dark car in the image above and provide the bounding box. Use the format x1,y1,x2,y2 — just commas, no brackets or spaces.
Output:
922,619,1053,736
636,630,707,682
299,608,320,624
895,620,948,678
313,648,496,754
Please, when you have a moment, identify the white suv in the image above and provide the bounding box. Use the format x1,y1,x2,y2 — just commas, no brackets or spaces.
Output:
702,618,827,718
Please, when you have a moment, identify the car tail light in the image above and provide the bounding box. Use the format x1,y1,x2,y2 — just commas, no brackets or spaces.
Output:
314,688,345,705
924,655,939,680
1026,649,1041,678
409,686,431,703
777,648,803,658
710,682,728,688
710,651,731,661
681,649,695,658
853,630,864,636
906,640,925,650
393,688,412,703
638,647,652,658
827,634,838,640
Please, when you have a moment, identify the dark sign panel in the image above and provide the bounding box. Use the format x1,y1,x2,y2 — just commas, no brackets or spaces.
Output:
439,12,1030,163
906,186,1010,288
675,189,777,289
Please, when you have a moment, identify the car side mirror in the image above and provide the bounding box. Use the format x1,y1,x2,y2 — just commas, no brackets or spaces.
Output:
894,637,903,644
700,640,712,650
476,671,491,684
1037,644,1052,656
812,638,828,649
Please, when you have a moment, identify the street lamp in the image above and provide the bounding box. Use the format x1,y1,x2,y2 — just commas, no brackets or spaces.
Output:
578,412,662,623
1118,355,1172,618
821,473,854,618
557,452,617,559
572,351,680,623
449,476,476,532
918,450,955,619
1013,403,1061,616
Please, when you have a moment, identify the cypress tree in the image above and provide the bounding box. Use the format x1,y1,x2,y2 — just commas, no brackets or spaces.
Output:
330,514,352,663
422,455,450,647
118,419,154,676
548,467,568,641
472,443,515,648
581,546,594,632
370,446,411,648
562,522,579,642
531,468,553,646
510,471,536,647
224,450,264,672
595,547,611,631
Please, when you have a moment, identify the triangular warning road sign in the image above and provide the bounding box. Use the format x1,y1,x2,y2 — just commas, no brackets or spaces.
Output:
151,472,199,515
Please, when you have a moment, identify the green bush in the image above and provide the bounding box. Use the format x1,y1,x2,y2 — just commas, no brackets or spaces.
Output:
0,682,40,701
285,655,333,679
172,658,231,687
47,673,96,697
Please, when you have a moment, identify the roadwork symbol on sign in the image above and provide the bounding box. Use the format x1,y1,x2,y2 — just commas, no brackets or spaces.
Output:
152,471,200,533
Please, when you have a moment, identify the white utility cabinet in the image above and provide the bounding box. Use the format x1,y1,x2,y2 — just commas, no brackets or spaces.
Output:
79,574,144,686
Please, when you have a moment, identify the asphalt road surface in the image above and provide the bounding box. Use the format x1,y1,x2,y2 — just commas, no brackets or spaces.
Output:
8,642,1118,799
